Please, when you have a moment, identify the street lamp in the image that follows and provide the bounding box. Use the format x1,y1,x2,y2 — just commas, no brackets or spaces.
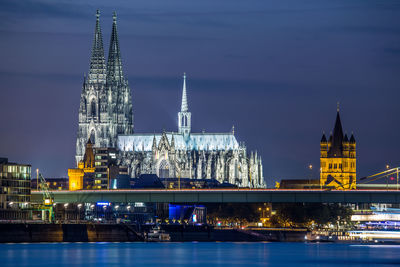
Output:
36,168,39,190
386,165,390,190
308,164,313,188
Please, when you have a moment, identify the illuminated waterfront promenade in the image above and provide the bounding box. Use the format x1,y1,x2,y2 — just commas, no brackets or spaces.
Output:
31,189,400,204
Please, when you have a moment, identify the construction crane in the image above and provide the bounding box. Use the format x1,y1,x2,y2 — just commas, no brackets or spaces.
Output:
38,173,55,222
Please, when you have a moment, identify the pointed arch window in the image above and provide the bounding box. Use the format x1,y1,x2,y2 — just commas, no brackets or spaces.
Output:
181,115,186,127
90,129,96,144
91,100,97,117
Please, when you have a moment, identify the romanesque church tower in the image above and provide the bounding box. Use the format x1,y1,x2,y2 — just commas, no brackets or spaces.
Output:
320,106,356,189
75,11,133,165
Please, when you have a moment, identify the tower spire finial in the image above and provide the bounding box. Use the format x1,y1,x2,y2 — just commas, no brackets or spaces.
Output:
96,9,100,20
181,72,188,112
337,101,340,112
113,11,117,22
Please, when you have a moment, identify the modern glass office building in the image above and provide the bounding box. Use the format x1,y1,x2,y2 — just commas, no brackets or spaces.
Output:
0,158,31,212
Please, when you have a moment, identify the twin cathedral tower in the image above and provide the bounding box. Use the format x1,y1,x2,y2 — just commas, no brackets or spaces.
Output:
76,11,133,163
76,11,265,188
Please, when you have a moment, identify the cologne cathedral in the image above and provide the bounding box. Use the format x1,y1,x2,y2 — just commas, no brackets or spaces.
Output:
76,11,265,188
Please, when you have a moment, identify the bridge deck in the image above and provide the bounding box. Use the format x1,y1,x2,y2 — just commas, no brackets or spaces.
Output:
31,189,400,204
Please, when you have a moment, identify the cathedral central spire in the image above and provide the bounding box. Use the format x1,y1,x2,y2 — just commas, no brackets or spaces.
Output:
88,9,106,83
178,73,191,136
107,11,124,85
181,72,188,112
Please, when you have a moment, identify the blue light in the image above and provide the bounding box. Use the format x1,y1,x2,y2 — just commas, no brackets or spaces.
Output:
97,202,110,206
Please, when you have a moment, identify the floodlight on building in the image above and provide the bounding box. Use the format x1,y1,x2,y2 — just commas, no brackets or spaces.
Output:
64,203,69,207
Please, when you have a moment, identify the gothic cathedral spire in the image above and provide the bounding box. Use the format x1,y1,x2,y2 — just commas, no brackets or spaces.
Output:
106,11,124,85
88,10,106,84
178,73,191,136
106,11,133,135
181,72,188,112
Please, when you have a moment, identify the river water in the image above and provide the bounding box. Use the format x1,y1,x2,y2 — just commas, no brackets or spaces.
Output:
0,242,399,266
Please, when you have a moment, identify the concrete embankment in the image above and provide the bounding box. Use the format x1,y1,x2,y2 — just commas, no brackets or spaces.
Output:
0,223,142,243
0,223,307,243
160,225,307,242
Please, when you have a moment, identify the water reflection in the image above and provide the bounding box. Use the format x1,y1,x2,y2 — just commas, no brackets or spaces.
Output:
0,243,399,266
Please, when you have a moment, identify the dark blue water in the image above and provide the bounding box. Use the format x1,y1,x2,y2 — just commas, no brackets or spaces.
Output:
0,242,399,266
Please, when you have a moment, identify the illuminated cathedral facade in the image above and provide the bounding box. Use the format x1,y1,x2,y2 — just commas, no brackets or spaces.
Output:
76,11,133,164
76,11,265,188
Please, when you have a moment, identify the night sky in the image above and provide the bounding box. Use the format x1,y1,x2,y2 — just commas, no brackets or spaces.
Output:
1,0,400,186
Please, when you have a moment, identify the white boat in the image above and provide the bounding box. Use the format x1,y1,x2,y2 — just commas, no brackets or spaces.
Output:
146,226,171,242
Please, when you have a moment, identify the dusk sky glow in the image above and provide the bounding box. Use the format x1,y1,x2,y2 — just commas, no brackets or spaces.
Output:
1,0,400,186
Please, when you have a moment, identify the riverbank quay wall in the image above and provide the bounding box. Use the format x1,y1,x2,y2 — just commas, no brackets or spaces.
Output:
31,190,400,204
0,223,307,242
158,225,307,242
0,223,142,243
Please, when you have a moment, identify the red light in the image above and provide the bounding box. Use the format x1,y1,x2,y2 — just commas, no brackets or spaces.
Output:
390,177,395,181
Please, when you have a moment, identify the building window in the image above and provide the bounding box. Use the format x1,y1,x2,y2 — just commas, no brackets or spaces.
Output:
329,164,332,169
339,164,342,169
334,164,337,169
